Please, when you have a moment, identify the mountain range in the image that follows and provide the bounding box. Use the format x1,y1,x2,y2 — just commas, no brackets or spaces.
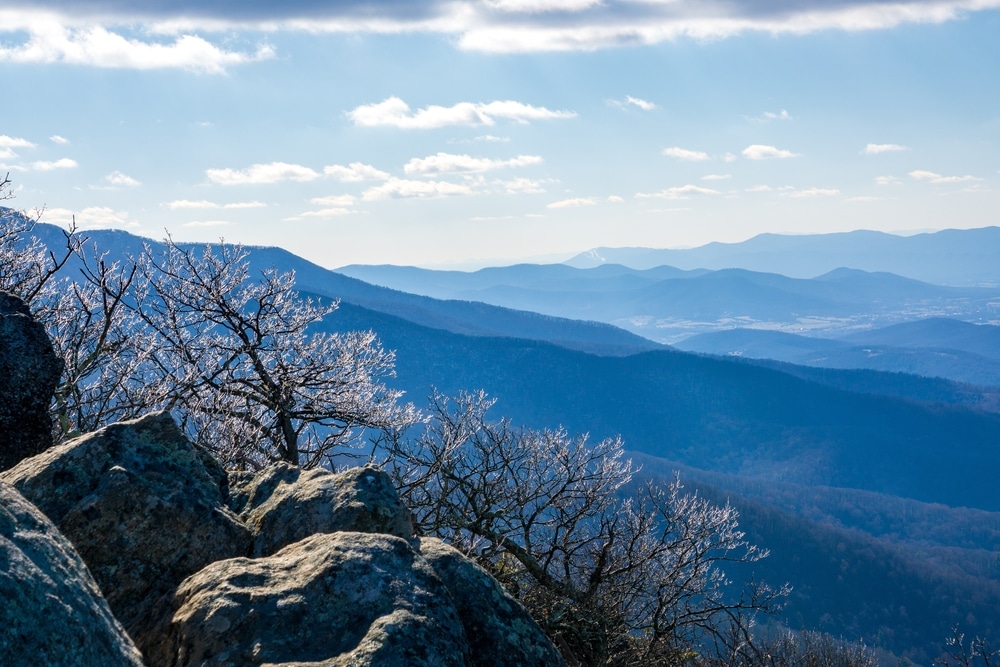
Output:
336,261,1000,343
563,226,1000,285
20,214,1000,664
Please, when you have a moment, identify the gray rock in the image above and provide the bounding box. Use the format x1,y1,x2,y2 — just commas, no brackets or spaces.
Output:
1,411,251,636
229,462,412,556
0,480,145,667
0,291,62,471
419,538,566,667
141,531,471,667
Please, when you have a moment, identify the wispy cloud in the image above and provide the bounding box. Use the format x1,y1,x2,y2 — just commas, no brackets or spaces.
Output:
323,162,390,182
102,170,141,187
702,174,731,181
32,157,77,171
608,95,657,111
863,143,908,154
347,97,576,129
547,197,597,209
496,177,548,194
742,144,799,160
310,195,356,207
0,135,36,149
662,147,710,161
636,185,720,199
404,152,543,175
286,208,354,220
206,162,320,185
750,109,791,122
875,175,902,186
362,177,473,200
0,20,273,73
909,169,982,184
45,206,138,229
782,187,840,198
49,135,69,144
165,199,266,209
745,185,773,192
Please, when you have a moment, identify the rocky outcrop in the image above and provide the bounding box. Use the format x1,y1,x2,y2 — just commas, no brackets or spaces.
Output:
0,412,252,634
0,480,145,667
228,462,412,556
141,531,470,667
419,537,567,667
2,409,563,666
0,291,62,471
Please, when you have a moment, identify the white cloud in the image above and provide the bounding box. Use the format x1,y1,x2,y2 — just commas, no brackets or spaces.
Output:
0,148,18,160
909,169,981,184
484,0,602,12
863,143,908,154
206,162,320,185
288,208,354,219
347,96,576,129
782,187,840,198
103,170,140,187
625,95,656,111
875,175,902,186
702,174,731,181
745,185,773,192
742,144,799,160
0,21,273,73
310,194,356,206
751,109,792,122
474,134,510,143
3,1,999,59
662,147,710,161
165,199,267,209
362,177,473,200
636,185,720,199
847,196,883,202
49,135,69,144
609,95,657,111
496,177,547,194
607,195,624,202
323,162,390,182
404,152,543,175
32,157,77,171
547,197,597,209
45,206,138,229
722,152,738,163
0,135,35,149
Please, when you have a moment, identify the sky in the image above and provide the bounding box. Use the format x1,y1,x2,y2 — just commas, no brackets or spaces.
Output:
1,0,998,269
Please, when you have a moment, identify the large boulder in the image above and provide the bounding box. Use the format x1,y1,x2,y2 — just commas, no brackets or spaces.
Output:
228,462,412,557
1,411,252,633
419,538,567,667
140,531,471,667
0,291,62,471
0,480,145,667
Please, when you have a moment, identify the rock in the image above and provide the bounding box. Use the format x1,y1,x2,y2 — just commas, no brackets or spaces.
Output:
140,531,471,667
1,411,251,635
228,462,412,556
0,480,145,667
419,537,567,667
0,291,62,471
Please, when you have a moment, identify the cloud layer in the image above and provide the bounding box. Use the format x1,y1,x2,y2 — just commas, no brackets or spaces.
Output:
348,97,576,129
5,0,996,67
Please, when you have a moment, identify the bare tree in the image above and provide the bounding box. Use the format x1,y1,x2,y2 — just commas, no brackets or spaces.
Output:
937,627,1000,667
132,237,417,469
380,390,788,666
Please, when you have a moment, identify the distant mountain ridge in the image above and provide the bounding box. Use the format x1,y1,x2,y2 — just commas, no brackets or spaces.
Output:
565,227,1000,286
337,260,1000,343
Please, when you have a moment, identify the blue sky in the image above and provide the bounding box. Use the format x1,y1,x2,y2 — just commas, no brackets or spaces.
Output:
1,1,998,268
